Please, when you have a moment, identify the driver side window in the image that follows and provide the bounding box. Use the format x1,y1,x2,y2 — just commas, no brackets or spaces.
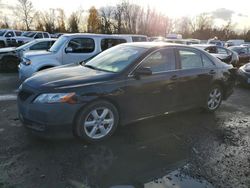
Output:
141,48,176,73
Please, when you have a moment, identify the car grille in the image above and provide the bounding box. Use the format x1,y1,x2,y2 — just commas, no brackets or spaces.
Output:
18,90,34,101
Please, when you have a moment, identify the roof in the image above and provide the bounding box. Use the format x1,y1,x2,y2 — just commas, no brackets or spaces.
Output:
120,42,183,49
34,38,57,42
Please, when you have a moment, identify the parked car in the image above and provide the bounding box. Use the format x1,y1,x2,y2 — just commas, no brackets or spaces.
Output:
228,46,250,67
237,63,250,86
113,34,148,42
17,42,235,142
225,40,244,48
12,31,51,46
18,34,136,81
192,44,239,67
0,38,56,72
207,39,224,47
0,29,23,48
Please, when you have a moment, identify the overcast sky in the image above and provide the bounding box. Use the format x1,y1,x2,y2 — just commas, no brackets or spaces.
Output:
2,0,250,29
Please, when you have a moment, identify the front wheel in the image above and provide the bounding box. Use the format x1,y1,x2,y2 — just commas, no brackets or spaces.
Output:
73,100,119,142
205,85,223,112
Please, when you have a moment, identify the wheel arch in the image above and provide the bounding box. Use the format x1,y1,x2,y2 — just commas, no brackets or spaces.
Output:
73,96,122,127
211,80,227,99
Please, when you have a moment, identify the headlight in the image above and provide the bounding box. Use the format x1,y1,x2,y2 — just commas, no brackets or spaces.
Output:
33,93,77,104
22,57,32,65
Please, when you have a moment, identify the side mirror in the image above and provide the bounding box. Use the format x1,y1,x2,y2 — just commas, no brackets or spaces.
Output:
134,67,152,77
65,47,73,53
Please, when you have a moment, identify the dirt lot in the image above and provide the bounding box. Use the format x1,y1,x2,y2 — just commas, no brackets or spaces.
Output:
0,73,249,188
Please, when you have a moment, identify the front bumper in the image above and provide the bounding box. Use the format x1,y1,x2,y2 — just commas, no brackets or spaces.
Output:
18,63,34,82
17,86,85,136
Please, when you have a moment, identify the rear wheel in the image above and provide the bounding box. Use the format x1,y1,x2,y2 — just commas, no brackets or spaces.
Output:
0,41,5,48
205,85,223,112
73,100,119,142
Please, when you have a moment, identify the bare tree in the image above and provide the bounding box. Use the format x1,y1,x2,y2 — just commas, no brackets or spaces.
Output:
68,12,80,33
15,0,35,30
99,6,114,34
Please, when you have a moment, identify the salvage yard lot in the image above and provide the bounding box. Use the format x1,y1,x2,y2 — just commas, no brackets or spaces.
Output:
0,73,249,188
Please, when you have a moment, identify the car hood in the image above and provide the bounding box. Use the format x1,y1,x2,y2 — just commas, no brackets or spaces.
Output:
24,50,52,59
242,63,250,72
24,64,115,90
0,47,16,53
13,36,33,41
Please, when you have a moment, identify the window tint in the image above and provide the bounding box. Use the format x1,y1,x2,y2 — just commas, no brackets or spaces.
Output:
205,46,217,53
179,49,203,69
30,41,50,50
202,54,215,68
132,36,147,42
141,48,175,73
67,38,95,53
15,31,22,36
35,33,43,39
43,33,49,38
239,48,248,54
101,38,126,51
5,31,14,37
217,47,228,54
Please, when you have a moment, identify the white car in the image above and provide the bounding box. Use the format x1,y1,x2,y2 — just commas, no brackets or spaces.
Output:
13,31,51,46
0,38,56,72
0,29,23,48
19,33,145,81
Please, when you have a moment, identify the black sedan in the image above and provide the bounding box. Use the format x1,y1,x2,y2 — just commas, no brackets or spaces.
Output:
192,44,239,67
18,43,235,142
237,63,250,86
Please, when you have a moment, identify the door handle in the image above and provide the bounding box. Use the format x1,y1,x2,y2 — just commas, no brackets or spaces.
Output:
209,70,216,75
170,75,178,80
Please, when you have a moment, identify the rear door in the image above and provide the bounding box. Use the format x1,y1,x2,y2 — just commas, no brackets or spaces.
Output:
62,37,97,64
176,47,215,107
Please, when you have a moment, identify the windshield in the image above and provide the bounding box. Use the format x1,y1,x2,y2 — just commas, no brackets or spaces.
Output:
16,40,37,50
22,32,36,38
0,30,6,36
85,45,147,73
49,36,68,52
228,47,242,53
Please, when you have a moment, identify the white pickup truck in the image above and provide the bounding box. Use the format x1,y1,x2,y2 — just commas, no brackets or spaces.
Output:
0,29,23,48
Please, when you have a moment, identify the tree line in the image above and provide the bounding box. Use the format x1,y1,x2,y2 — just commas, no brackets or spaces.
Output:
1,0,250,41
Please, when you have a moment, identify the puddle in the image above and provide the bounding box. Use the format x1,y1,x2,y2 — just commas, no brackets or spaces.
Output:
0,94,17,101
144,167,214,188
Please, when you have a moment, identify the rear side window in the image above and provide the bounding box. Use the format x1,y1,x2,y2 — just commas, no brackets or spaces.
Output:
15,31,22,36
35,33,43,39
205,46,217,53
179,49,203,69
132,36,147,42
67,38,95,53
141,48,176,73
43,33,49,38
202,54,215,68
30,41,51,50
101,38,126,51
217,47,228,54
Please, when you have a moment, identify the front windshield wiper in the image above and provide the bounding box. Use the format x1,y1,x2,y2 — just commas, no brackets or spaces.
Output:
84,64,98,70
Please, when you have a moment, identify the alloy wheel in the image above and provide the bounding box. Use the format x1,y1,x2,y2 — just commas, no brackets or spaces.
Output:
83,107,114,139
207,88,222,110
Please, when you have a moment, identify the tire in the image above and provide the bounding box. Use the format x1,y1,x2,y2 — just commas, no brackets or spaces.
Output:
0,41,5,48
205,84,223,112
73,100,119,142
2,57,18,72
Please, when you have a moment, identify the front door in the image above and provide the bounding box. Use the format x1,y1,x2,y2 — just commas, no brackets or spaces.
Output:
124,48,179,121
62,37,97,64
